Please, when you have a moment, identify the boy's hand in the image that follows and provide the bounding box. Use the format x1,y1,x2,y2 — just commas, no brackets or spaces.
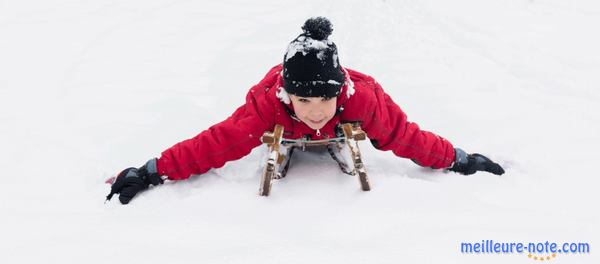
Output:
106,159,164,204
448,148,505,175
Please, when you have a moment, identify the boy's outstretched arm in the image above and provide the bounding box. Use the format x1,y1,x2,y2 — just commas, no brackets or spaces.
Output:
107,68,280,204
358,80,504,176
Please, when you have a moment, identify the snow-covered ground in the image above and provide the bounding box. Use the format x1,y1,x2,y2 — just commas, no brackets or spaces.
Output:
1,0,598,263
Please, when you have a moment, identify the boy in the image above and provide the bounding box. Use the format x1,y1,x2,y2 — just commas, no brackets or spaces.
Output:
107,17,504,204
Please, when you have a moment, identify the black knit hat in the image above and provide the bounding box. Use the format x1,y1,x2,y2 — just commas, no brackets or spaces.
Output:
283,17,345,98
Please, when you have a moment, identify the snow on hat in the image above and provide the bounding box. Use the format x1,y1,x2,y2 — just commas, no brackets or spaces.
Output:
282,17,345,98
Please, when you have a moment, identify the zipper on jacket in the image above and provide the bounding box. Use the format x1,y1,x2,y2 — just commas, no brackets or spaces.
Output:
316,129,321,137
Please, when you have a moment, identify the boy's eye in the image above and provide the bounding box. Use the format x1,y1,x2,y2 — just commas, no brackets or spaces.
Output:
322,97,333,102
299,98,310,103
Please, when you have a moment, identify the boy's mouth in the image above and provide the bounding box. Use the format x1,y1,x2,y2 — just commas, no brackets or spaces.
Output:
308,118,325,124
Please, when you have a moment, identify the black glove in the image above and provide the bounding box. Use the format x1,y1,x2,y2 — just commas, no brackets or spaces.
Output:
106,158,164,204
448,148,505,175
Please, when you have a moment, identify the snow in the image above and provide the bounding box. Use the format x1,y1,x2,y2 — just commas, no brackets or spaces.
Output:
1,0,599,263
284,35,331,62
343,67,356,98
276,87,291,104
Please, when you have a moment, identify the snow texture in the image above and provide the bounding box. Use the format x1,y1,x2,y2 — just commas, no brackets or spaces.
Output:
0,0,599,263
276,87,291,104
285,36,332,62
343,68,356,98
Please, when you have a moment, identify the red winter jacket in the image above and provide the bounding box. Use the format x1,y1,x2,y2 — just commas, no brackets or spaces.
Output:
156,64,456,180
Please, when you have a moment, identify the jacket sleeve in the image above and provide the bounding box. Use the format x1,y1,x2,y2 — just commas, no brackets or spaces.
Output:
360,81,455,169
156,86,276,180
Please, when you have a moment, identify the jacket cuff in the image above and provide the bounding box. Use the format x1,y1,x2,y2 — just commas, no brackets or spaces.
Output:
145,158,159,175
450,148,468,168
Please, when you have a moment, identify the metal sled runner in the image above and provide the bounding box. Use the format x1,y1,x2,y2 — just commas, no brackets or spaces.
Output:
258,123,371,196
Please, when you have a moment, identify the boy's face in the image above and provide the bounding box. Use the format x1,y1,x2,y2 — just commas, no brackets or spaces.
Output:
289,94,337,130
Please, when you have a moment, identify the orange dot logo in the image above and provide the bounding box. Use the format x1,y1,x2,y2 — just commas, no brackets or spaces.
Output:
528,253,557,261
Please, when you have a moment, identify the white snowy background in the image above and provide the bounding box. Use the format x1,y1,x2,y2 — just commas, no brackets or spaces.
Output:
0,0,598,263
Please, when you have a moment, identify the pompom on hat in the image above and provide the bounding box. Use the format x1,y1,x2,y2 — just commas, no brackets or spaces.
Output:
282,17,345,98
